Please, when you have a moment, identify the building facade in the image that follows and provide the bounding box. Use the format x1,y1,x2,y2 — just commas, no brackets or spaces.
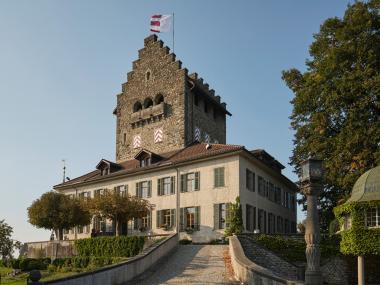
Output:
54,35,297,242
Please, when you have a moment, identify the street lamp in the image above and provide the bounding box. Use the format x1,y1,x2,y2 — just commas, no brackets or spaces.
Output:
300,158,323,285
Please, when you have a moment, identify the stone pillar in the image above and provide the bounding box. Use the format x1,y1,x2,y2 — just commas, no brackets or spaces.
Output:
303,182,322,285
358,255,365,285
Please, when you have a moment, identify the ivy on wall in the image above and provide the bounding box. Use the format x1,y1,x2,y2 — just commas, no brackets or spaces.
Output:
334,200,380,255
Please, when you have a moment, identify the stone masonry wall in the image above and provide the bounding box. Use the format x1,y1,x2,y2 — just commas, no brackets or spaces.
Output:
115,35,187,162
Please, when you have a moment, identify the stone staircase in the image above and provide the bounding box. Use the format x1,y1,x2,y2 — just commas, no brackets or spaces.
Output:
237,235,302,281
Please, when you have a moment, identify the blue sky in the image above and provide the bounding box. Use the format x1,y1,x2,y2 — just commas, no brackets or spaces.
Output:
0,0,350,242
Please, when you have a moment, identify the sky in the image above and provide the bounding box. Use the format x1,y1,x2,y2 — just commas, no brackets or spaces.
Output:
0,0,351,243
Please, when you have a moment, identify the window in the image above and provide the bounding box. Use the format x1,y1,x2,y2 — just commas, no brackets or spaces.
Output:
214,203,230,230
258,209,265,233
258,176,266,196
204,102,208,113
133,101,142,112
144,97,153,108
284,219,289,233
156,209,176,229
366,207,379,228
114,185,128,197
268,213,275,234
290,194,296,212
146,70,151,81
181,172,200,192
158,177,175,196
78,191,91,201
276,216,283,233
246,204,256,232
154,94,164,105
123,133,126,144
101,168,110,176
136,181,152,198
246,169,255,192
268,183,275,202
141,211,151,230
275,186,281,204
180,206,200,231
94,189,105,197
140,157,151,167
214,167,225,187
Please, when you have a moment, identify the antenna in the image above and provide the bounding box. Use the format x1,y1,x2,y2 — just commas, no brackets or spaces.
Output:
62,159,66,183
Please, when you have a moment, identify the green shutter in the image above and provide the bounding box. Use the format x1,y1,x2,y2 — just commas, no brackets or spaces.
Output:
195,172,200,191
214,168,218,188
157,178,162,196
135,183,139,197
220,168,225,186
214,204,220,230
170,209,176,228
180,208,184,231
156,210,161,228
171,176,175,194
181,174,186,192
148,181,152,197
195,206,200,230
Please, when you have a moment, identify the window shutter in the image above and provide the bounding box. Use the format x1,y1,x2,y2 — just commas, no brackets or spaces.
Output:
214,204,220,230
195,172,200,191
170,209,176,228
148,181,152,197
195,206,200,230
157,178,162,196
220,168,225,186
156,210,161,228
214,168,218,188
135,183,139,197
180,208,184,231
171,176,175,194
181,174,186,192
252,173,255,192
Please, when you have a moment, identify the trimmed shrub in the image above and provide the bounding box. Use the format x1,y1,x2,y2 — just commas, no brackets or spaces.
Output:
47,264,57,273
72,256,90,269
52,258,71,268
75,236,145,257
179,239,192,245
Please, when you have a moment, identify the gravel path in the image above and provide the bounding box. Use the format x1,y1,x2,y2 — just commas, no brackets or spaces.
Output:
127,245,236,285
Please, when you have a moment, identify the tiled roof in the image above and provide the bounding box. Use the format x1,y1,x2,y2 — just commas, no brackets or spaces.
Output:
54,143,244,189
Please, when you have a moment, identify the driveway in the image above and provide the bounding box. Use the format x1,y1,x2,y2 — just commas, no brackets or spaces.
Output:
127,244,237,285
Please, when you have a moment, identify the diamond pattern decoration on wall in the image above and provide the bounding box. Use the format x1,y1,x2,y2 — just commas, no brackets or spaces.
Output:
133,135,141,148
154,128,163,143
194,127,201,142
204,133,210,143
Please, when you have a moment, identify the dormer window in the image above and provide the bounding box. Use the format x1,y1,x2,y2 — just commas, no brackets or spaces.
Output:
101,168,110,176
96,159,122,176
134,149,162,168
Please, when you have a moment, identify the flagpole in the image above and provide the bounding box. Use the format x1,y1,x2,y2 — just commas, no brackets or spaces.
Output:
172,12,175,53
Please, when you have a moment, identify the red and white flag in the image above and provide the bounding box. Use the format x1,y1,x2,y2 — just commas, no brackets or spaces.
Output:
150,14,172,33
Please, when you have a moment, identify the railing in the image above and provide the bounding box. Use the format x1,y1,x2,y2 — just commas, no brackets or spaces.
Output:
130,102,165,124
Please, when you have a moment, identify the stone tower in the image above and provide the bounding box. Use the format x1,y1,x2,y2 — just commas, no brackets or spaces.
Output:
114,35,231,163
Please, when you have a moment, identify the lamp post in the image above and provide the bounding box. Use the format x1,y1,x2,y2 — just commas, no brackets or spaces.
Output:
300,158,323,285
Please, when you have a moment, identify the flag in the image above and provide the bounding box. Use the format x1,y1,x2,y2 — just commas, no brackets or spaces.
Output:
150,14,172,33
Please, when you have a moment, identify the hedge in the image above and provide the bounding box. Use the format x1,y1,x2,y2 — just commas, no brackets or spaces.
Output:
74,236,145,257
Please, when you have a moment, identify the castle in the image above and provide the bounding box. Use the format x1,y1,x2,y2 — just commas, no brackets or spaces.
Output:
54,35,297,242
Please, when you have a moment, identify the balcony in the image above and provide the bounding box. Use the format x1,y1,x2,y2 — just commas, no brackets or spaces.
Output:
131,102,166,125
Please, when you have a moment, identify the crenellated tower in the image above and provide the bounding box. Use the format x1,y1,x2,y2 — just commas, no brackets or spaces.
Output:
114,35,231,163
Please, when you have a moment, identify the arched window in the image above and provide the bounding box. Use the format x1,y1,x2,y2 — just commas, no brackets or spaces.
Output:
146,71,151,81
133,101,142,112
144,97,153,108
154,94,164,105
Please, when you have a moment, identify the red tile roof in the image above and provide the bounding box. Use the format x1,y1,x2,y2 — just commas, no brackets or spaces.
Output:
54,143,244,189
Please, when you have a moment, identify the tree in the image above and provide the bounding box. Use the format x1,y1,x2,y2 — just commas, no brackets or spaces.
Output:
28,191,91,240
282,0,380,231
0,220,21,260
88,190,150,236
225,196,244,236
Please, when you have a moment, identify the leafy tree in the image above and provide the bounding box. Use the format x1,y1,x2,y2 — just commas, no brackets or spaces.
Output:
282,0,380,231
0,220,21,260
225,196,244,236
28,191,91,240
88,190,150,236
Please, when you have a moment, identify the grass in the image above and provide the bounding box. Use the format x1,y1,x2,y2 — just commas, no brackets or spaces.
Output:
0,267,77,285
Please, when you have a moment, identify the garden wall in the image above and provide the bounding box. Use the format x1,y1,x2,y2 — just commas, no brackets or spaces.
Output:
229,235,304,285
43,233,178,285
22,240,76,259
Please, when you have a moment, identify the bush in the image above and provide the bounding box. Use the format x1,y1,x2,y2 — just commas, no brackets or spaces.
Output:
75,236,145,257
10,258,21,269
52,258,71,268
72,256,90,269
88,257,113,268
179,239,192,245
47,264,57,273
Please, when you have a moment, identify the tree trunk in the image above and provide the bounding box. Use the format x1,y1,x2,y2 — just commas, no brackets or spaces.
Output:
115,220,121,236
